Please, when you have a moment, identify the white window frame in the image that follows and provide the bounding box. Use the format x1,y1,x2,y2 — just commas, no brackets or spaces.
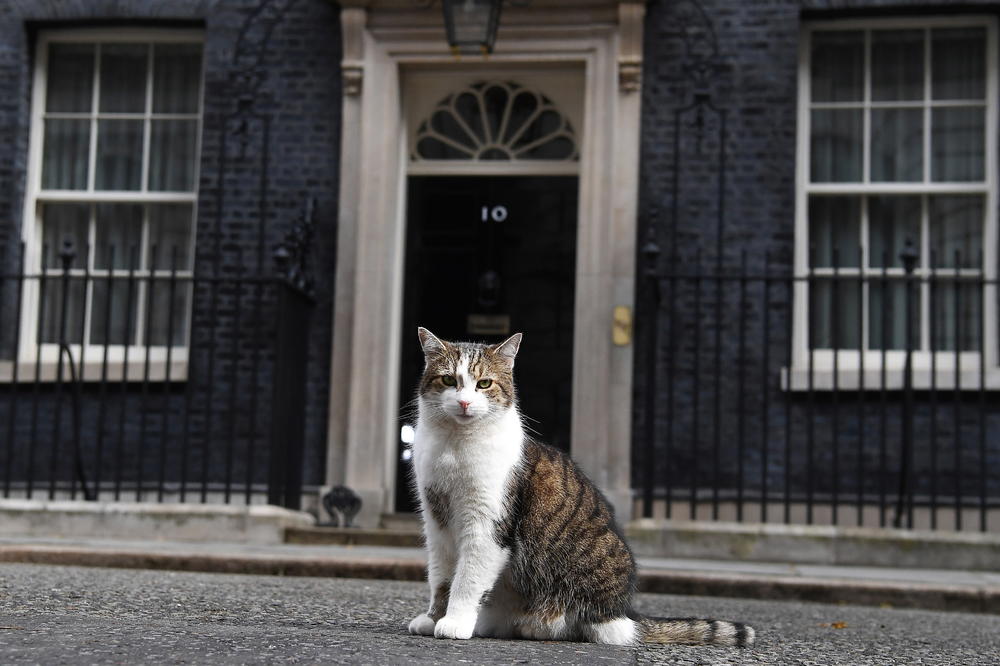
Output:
3,28,205,382
789,15,999,390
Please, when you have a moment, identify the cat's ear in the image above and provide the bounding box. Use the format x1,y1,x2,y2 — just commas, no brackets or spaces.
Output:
493,332,523,369
417,327,445,355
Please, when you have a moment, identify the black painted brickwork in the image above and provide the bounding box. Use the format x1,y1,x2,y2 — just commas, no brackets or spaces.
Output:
1,0,996,513
633,0,1000,510
0,0,340,496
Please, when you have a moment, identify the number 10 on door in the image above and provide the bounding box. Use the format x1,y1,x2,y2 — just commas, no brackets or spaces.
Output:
481,205,508,222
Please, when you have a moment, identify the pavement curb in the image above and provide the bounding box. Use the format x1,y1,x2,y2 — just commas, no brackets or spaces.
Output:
637,570,1000,615
0,546,427,582
1,545,997,615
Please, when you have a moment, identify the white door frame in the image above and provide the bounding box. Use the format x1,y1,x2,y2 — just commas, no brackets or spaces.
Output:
325,0,646,526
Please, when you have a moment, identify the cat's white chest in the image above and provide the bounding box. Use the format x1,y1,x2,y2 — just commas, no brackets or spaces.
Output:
413,408,523,529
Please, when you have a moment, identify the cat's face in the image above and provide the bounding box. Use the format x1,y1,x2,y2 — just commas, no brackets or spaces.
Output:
416,327,521,426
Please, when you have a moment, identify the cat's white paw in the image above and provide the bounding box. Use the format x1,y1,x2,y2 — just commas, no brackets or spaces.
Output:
434,614,475,640
408,613,437,636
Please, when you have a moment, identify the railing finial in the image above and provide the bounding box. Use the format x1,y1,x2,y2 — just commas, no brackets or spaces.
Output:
273,197,318,298
59,239,76,271
900,237,918,274
641,210,661,279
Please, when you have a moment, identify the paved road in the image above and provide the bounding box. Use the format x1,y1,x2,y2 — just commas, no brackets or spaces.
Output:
0,563,997,665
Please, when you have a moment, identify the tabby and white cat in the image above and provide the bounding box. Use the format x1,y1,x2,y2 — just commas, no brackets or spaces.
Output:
407,327,755,647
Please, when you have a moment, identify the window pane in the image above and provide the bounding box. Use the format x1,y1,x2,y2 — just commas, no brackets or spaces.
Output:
99,44,148,113
521,136,575,160
869,196,921,269
153,44,202,113
930,195,982,269
931,107,985,181
46,43,94,112
811,31,864,102
931,281,980,351
809,279,861,349
869,280,920,350
932,28,986,100
809,195,860,267
416,135,470,160
39,278,86,344
89,278,139,346
871,108,922,181
455,92,485,143
503,91,540,144
41,119,90,190
42,204,89,270
872,29,924,101
95,119,143,190
94,203,144,270
146,280,191,346
148,120,197,191
810,109,862,182
512,110,565,153
149,204,194,271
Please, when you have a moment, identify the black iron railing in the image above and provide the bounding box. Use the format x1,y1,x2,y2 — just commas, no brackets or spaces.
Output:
637,239,999,533
0,204,316,509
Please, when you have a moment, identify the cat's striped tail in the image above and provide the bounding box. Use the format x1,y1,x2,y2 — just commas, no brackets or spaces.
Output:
639,616,756,647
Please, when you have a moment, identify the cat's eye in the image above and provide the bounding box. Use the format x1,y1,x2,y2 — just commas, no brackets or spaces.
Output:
440,375,457,387
476,379,493,389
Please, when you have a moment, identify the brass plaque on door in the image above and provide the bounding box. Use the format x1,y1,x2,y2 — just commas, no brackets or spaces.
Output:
467,314,511,336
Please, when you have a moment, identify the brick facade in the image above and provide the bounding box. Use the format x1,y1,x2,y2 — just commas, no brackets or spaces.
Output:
0,0,340,497
633,0,1000,514
0,0,996,516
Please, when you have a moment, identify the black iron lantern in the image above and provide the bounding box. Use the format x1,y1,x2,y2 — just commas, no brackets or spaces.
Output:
442,0,502,55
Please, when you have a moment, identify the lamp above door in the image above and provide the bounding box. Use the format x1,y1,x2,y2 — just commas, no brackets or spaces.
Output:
442,0,502,55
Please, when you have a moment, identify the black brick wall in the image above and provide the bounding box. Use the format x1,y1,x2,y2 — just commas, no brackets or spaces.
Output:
1,0,996,514
633,0,1000,511
0,0,340,498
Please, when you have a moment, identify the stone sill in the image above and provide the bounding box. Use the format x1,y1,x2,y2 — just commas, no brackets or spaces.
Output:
782,365,1000,392
0,358,187,383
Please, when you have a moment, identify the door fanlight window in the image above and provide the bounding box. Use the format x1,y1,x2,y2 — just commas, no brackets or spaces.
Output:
412,81,578,161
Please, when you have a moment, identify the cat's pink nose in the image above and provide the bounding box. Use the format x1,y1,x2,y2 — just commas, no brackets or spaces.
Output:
458,400,471,412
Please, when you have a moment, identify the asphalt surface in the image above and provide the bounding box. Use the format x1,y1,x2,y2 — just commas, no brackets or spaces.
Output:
1,563,998,665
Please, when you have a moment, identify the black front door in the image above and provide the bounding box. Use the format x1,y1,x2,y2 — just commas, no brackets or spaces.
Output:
396,175,578,511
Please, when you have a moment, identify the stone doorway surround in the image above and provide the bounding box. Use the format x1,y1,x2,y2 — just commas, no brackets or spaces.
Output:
324,0,646,527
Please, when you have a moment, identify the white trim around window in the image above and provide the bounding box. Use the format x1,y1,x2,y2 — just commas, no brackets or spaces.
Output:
6,28,206,383
790,15,1000,390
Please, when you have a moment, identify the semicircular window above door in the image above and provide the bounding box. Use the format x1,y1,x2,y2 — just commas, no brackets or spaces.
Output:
412,80,579,162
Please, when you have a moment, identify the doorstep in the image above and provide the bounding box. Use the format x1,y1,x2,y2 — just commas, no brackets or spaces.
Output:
626,518,1000,572
0,499,313,544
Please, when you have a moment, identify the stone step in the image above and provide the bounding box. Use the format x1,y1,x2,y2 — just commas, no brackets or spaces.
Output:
284,526,422,547
379,512,421,530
